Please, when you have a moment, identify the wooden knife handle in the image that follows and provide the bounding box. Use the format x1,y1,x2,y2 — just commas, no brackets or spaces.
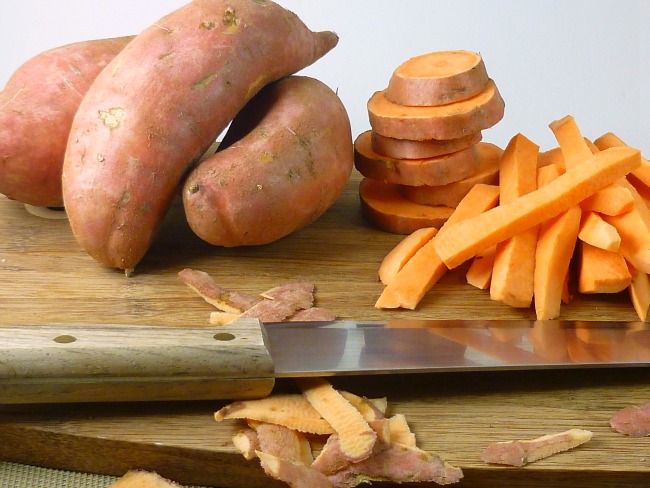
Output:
0,318,275,404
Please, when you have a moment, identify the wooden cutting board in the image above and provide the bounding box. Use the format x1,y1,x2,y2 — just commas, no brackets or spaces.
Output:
1,170,648,487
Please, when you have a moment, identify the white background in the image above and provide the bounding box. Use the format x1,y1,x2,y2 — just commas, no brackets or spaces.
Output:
1,0,647,154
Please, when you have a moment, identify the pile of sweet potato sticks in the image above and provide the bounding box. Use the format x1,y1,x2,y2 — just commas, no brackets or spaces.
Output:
376,116,650,321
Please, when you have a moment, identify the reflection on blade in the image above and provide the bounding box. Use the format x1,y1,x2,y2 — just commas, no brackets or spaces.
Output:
263,320,650,377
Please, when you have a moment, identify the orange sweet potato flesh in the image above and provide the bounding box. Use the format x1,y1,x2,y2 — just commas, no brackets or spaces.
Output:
386,50,489,107
489,134,539,308
0,36,133,207
433,147,641,269
371,130,482,160
183,75,352,247
354,130,481,187
62,0,338,272
578,242,631,294
376,184,500,310
368,79,505,141
359,178,454,235
401,142,502,207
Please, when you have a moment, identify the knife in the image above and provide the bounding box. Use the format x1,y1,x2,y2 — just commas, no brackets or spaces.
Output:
1,318,648,404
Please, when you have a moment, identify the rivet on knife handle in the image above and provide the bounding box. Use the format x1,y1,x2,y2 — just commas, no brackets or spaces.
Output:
0,318,275,404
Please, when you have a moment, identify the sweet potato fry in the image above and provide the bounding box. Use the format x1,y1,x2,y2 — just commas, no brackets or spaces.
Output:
480,429,593,466
594,131,650,188
378,227,438,285
489,133,539,308
215,394,334,435
578,211,621,252
297,377,376,463
433,146,641,269
466,245,496,290
578,242,631,294
375,184,500,309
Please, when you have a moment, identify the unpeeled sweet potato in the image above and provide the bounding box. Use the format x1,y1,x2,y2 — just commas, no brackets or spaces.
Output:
62,0,338,272
0,36,133,207
183,75,353,246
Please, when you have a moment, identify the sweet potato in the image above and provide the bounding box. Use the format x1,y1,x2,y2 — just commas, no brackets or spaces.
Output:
385,50,489,107
375,184,500,309
62,0,339,272
0,36,133,207
183,75,352,247
400,142,502,207
358,178,454,235
489,134,539,308
378,227,438,285
578,242,631,294
433,147,641,269
354,130,481,187
367,79,505,141
370,130,482,160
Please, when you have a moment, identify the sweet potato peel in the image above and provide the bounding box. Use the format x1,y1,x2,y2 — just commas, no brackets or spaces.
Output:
480,429,593,466
217,378,463,487
178,268,336,324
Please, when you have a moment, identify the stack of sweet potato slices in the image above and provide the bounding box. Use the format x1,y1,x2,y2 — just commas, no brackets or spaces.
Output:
356,50,506,234
375,116,650,321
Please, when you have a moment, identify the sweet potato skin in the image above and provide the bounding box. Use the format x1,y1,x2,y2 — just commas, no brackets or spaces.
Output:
62,0,338,271
0,36,133,207
183,75,353,247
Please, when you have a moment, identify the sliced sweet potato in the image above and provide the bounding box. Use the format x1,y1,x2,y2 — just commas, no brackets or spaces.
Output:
401,142,502,207
359,178,454,235
385,50,489,106
466,245,496,290
371,130,482,160
433,147,641,269
489,134,539,308
375,184,500,309
577,242,631,294
354,131,481,187
628,265,650,321
368,79,505,141
534,206,582,320
579,183,634,216
603,200,650,274
548,115,593,169
578,211,621,252
378,227,438,285
594,131,650,187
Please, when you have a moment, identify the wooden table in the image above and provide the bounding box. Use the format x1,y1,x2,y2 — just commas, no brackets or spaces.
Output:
1,171,648,487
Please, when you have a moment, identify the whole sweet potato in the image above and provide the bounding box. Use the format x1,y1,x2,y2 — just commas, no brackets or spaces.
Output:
62,0,338,273
0,36,133,207
183,75,353,247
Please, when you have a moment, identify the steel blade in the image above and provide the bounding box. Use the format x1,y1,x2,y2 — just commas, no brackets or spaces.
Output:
263,319,650,376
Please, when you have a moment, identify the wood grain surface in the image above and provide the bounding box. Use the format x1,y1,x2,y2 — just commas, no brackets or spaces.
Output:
1,170,649,487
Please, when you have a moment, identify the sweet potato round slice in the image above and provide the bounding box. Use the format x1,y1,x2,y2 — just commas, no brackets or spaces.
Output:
401,142,502,207
386,50,489,107
359,177,454,234
354,131,480,187
370,130,482,160
368,79,505,141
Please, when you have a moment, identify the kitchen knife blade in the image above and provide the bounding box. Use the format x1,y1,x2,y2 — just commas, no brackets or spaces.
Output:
1,318,648,404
